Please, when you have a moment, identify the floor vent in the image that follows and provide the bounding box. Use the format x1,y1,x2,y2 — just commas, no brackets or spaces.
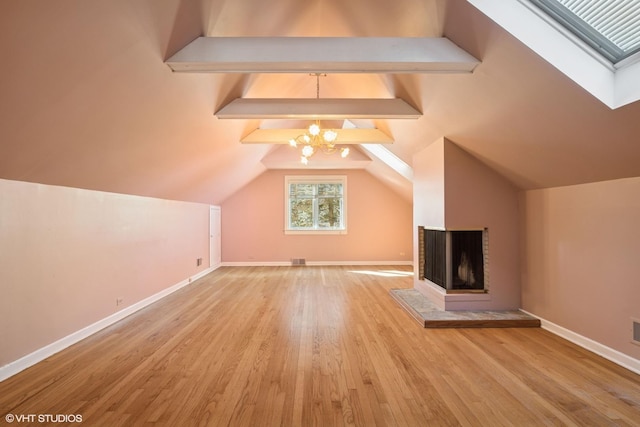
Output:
291,258,306,266
633,319,640,345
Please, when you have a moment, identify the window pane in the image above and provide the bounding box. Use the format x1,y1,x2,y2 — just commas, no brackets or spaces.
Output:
289,199,314,228
317,183,342,197
290,183,315,197
318,197,342,228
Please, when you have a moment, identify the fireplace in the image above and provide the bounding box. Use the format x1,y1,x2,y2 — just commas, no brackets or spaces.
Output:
419,227,488,292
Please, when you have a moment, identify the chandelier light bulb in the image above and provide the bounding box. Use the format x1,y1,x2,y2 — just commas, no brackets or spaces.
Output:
323,129,337,142
302,145,315,157
308,123,320,136
289,139,297,147
341,147,350,158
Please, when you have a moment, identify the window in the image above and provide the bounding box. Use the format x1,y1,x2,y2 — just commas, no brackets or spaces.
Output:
285,175,346,234
529,0,640,64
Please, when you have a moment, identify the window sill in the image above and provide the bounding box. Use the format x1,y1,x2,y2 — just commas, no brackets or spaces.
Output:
285,229,348,235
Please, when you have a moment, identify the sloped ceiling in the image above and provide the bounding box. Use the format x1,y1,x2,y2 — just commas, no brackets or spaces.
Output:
1,0,639,205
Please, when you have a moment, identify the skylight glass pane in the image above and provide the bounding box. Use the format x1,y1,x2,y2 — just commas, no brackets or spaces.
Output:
530,0,640,63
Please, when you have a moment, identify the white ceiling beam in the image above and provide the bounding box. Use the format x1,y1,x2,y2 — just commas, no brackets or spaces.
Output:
215,98,421,119
166,37,479,73
241,128,394,144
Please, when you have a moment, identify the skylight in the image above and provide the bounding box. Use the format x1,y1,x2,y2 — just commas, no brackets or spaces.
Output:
467,0,640,108
529,0,640,64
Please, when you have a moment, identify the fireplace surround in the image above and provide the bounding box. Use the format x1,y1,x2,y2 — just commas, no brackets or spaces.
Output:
419,226,488,292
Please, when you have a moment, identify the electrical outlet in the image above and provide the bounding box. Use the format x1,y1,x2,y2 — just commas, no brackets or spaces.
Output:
196,257,202,266
116,298,124,307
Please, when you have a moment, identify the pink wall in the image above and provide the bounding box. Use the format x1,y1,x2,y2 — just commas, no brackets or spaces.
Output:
0,179,211,367
412,139,521,310
412,139,446,233
443,141,520,310
220,169,413,263
412,139,446,308
521,177,640,360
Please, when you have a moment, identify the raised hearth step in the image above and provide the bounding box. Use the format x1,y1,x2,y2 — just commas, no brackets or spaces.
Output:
390,288,541,328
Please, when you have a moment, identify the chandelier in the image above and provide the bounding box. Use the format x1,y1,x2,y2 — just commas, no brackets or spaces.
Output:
288,74,350,165
288,121,349,165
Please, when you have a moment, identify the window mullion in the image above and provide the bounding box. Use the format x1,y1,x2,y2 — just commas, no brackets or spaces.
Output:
313,184,319,229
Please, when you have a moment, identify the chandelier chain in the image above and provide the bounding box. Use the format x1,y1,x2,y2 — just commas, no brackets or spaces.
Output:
312,73,327,99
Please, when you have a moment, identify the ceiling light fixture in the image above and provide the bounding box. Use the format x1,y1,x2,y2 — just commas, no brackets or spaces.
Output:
288,74,349,164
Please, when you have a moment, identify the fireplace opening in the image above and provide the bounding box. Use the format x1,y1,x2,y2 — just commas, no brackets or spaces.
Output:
419,227,488,292
451,231,484,290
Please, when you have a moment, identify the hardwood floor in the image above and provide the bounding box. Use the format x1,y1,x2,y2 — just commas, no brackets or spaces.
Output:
1,266,639,426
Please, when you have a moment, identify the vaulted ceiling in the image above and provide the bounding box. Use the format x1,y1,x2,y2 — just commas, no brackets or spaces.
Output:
1,0,639,205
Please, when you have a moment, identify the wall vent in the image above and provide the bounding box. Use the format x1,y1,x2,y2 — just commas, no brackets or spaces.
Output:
633,318,640,346
291,258,306,266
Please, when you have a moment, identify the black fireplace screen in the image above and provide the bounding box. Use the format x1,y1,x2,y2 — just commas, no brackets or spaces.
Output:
424,229,446,287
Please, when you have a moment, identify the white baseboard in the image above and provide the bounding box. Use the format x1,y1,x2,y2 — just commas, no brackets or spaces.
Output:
307,260,413,266
521,310,640,375
0,267,216,383
222,261,413,267
221,261,291,267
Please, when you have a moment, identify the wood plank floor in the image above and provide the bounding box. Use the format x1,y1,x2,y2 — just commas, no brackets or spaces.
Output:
1,266,639,426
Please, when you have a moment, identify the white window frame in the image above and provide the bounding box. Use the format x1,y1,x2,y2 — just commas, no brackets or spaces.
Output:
284,175,347,235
